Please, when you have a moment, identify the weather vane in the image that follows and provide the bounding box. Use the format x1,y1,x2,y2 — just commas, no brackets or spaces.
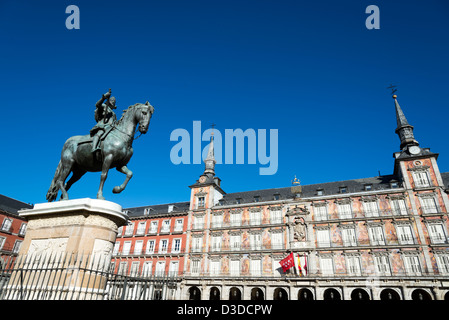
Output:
210,123,216,136
387,84,398,97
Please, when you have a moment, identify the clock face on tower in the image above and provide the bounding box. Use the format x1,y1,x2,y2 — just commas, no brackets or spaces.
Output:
408,146,421,155
199,176,206,183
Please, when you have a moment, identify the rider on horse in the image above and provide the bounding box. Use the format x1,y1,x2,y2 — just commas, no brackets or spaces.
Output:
90,89,117,152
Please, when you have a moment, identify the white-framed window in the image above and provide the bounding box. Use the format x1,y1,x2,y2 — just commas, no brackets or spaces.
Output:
363,201,379,217
124,222,134,236
149,221,158,234
428,223,446,244
341,227,357,247
12,240,22,254
172,238,182,253
192,236,203,253
271,231,283,249
122,241,131,255
130,261,140,276
270,208,282,224
230,259,240,276
18,223,27,236
368,225,386,246
435,253,449,275
373,254,391,275
159,239,168,253
346,255,361,276
191,260,200,275
391,198,408,215
210,260,220,275
316,229,331,247
338,202,352,219
197,196,205,208
396,224,415,245
155,261,166,276
118,261,128,275
320,256,334,275
117,226,123,237
403,254,421,276
161,220,170,233
113,242,120,255
314,205,328,221
1,218,12,232
212,214,222,228
413,171,431,188
230,211,241,227
136,221,146,235
421,197,439,214
146,240,155,254
194,215,204,230
142,261,153,276
211,235,221,252
250,259,262,276
250,210,262,225
134,240,143,255
174,219,184,232
169,261,179,276
250,233,262,250
230,234,241,251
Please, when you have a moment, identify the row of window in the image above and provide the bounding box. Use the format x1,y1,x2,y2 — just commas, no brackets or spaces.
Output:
194,209,283,230
114,238,184,256
1,217,27,235
313,196,443,221
113,259,181,277
318,252,449,276
189,257,286,277
118,219,184,237
0,237,22,253
316,221,448,248
110,250,449,278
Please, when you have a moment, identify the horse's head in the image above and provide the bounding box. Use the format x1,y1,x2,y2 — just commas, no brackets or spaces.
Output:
135,101,154,134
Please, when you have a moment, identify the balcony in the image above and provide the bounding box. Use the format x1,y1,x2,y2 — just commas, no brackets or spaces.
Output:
313,208,413,222
420,205,446,216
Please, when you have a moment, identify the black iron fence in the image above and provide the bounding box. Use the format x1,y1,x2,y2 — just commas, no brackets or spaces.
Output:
0,253,179,300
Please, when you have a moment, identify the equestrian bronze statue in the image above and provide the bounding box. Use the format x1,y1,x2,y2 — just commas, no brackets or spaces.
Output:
46,89,155,201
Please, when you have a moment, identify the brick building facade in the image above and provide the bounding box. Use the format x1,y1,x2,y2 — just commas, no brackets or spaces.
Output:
114,94,449,300
0,195,32,264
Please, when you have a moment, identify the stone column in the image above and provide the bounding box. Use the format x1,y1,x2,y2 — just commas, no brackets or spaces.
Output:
5,198,127,300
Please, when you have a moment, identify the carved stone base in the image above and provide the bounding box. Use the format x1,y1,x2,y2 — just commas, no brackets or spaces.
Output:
6,198,128,300
18,198,127,256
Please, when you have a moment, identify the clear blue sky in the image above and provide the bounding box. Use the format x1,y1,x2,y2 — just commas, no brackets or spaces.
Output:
0,0,448,208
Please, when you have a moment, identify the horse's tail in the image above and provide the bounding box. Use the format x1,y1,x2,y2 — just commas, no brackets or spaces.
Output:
46,160,63,202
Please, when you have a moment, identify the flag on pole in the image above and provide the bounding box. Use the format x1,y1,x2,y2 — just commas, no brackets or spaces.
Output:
297,254,303,276
280,252,294,272
303,253,308,276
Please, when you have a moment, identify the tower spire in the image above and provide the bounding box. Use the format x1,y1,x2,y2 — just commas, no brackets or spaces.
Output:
392,92,419,151
203,132,216,175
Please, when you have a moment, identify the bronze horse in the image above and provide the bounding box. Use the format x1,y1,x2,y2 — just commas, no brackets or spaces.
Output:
46,102,154,201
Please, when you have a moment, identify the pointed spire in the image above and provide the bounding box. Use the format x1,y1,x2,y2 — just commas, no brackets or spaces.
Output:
394,96,411,129
392,93,419,150
203,133,216,175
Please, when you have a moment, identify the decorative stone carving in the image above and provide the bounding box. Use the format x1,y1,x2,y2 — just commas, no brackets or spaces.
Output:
292,216,307,242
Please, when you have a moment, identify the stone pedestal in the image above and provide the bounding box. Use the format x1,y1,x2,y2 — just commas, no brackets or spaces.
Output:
4,198,127,300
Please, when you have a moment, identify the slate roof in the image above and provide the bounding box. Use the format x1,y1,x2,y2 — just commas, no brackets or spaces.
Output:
126,201,190,219
0,194,33,215
218,174,401,206
125,171,449,217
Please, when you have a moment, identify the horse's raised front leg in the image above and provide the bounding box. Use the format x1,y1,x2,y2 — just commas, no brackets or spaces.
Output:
113,165,133,194
97,154,114,200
